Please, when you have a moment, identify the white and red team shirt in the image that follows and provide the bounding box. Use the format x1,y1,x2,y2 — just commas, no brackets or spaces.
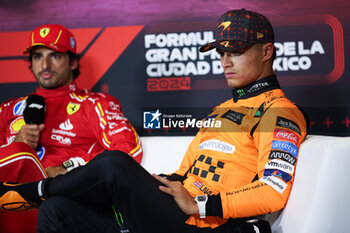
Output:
0,82,143,168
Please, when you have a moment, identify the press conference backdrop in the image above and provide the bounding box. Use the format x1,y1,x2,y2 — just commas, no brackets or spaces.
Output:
0,0,349,136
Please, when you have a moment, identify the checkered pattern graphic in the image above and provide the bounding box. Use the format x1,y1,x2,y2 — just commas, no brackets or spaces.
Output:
200,9,274,52
191,154,225,182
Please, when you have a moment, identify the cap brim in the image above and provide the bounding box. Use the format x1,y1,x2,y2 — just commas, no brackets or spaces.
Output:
23,43,69,54
200,40,256,53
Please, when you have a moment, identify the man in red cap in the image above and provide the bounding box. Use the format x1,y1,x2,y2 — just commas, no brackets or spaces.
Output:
0,10,308,233
0,24,142,232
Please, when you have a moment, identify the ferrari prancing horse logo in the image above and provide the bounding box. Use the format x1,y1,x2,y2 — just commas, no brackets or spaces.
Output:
40,28,50,38
67,102,81,115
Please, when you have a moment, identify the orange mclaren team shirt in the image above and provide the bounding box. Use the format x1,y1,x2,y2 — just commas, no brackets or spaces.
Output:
172,75,308,228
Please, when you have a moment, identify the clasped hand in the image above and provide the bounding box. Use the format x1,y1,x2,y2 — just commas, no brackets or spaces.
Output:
152,174,199,216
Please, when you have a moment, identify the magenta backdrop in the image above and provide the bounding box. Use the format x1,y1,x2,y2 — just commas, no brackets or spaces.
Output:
0,0,349,31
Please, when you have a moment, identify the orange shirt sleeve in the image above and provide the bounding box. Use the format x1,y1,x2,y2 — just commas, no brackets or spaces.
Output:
219,102,307,219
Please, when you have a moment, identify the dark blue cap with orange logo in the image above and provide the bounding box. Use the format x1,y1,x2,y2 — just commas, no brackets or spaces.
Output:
24,24,76,54
200,9,274,52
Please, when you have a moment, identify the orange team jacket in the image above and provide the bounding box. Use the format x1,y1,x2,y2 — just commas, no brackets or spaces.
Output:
169,75,308,228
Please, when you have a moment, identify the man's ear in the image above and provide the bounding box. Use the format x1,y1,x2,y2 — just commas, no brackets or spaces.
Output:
70,58,78,70
262,42,274,62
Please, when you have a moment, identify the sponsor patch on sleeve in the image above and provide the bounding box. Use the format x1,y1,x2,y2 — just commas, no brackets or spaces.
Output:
265,159,295,175
268,150,296,165
273,128,300,145
276,116,301,134
260,176,287,194
264,169,293,182
271,140,298,157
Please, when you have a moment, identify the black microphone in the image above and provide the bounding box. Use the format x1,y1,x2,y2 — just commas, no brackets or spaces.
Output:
23,94,46,125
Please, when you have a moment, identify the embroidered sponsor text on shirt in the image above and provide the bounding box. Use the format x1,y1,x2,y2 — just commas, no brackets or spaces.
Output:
268,150,296,165
226,183,266,196
199,139,235,154
247,82,269,93
276,116,301,134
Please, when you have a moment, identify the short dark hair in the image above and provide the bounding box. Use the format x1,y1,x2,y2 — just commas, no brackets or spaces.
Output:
67,51,80,80
28,51,80,80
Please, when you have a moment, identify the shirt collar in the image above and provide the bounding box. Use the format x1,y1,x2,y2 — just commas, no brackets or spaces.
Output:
36,82,77,98
231,75,281,102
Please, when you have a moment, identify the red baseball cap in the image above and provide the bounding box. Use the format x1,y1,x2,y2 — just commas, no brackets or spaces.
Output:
24,24,76,54
200,9,274,52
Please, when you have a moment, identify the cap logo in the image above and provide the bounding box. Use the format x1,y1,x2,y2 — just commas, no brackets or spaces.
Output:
39,28,50,38
257,32,264,39
220,41,230,47
218,21,231,31
70,37,76,49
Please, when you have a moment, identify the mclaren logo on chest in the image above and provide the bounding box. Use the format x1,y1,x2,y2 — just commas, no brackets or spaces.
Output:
67,102,81,115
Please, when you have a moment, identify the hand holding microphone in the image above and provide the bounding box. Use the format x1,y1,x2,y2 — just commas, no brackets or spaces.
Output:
14,94,46,149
